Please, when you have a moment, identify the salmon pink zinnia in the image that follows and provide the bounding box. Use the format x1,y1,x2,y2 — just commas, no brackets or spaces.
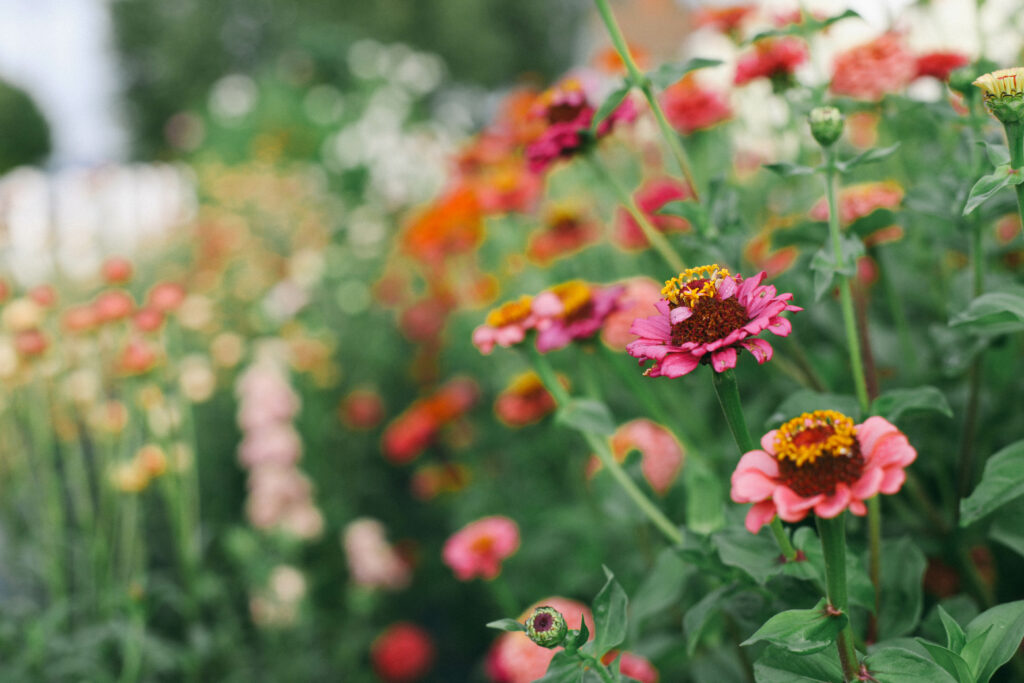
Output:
443,516,520,581
627,265,800,377
731,411,917,533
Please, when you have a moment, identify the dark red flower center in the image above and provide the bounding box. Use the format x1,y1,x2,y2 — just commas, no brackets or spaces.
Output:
669,287,749,346
777,444,864,497
547,102,588,124
773,413,864,497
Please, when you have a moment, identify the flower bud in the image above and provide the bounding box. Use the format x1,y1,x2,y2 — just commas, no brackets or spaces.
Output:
974,67,1024,124
808,106,844,147
525,606,568,648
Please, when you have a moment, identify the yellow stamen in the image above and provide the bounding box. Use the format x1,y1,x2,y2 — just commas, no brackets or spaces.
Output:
774,410,856,467
507,370,545,395
661,264,730,307
973,67,1024,99
485,295,533,327
548,280,592,318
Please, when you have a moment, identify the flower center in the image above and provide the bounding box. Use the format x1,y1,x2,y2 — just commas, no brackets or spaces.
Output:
547,102,588,124
485,295,533,328
662,265,749,346
469,534,495,555
662,264,730,307
773,411,864,497
532,612,554,632
548,280,593,320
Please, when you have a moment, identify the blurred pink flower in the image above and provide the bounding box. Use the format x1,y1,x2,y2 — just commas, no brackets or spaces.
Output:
830,33,916,100
494,371,560,427
619,652,660,683
731,412,917,533
809,181,904,225
589,419,685,495
915,51,970,81
734,38,808,86
473,295,538,355
627,265,800,378
442,516,520,581
238,423,302,468
532,281,624,353
372,622,435,683
661,77,731,135
343,518,412,590
601,277,663,350
614,178,693,250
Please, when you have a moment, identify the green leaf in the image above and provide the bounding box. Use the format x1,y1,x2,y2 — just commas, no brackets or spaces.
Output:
989,497,1024,559
959,439,1024,526
963,164,1024,216
537,651,584,683
981,141,1010,167
862,648,957,683
684,460,725,534
753,646,844,683
556,399,616,436
836,143,901,173
591,85,631,134
566,617,590,653
937,605,967,653
741,599,847,654
747,8,861,44
766,391,861,428
916,640,974,682
592,567,629,657
631,549,688,627
963,600,1024,682
646,57,722,89
950,291,1024,335
657,199,708,234
960,625,993,679
683,583,738,655
763,161,817,177
486,618,525,632
877,538,927,639
713,525,785,585
809,236,865,301
871,386,952,422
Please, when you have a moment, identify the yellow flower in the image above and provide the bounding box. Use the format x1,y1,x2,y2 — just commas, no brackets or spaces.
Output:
973,67,1024,99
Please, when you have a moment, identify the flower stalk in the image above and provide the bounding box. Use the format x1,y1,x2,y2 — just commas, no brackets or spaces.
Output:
816,514,860,682
712,369,797,561
529,348,683,545
592,0,702,200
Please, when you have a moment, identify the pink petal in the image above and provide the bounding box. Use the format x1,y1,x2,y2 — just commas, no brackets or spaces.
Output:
850,466,884,500
630,315,672,340
711,347,738,372
532,291,564,317
878,467,907,494
731,451,780,502
766,316,792,336
857,416,898,456
656,352,701,378
670,306,693,324
814,484,851,518
773,487,822,523
760,429,779,454
740,338,773,364
848,500,867,516
868,433,917,469
745,500,778,533
717,277,738,300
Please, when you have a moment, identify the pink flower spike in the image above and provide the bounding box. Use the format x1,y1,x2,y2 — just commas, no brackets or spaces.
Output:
730,410,917,532
443,516,520,581
627,265,798,378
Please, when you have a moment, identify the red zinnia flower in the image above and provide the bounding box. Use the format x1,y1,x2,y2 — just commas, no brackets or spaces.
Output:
830,33,916,101
661,76,731,135
371,623,435,683
734,38,808,86
915,51,970,81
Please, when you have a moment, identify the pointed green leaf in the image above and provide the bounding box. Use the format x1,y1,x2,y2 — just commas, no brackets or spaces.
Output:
631,550,688,626
809,236,865,301
556,399,616,436
963,600,1024,682
989,497,1024,559
917,640,974,681
713,525,785,585
591,85,631,134
753,646,844,682
537,651,584,683
862,648,957,683
747,8,861,43
959,439,1024,526
683,583,739,655
486,618,525,632
763,161,817,177
950,291,1024,335
836,143,901,173
742,599,847,654
877,538,927,639
871,387,952,422
963,165,1024,216
981,141,1011,167
646,57,722,89
937,605,967,653
592,567,628,657
684,459,725,534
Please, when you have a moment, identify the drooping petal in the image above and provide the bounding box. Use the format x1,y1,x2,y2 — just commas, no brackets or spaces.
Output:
766,316,792,336
731,451,780,502
857,416,899,456
878,467,907,494
848,500,867,516
656,352,702,378
740,338,773,364
814,484,852,518
745,500,778,533
850,465,884,500
773,486,823,523
711,346,738,372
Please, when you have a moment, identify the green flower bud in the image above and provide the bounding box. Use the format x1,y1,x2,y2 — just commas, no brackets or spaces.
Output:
947,67,977,99
808,106,844,148
525,606,568,648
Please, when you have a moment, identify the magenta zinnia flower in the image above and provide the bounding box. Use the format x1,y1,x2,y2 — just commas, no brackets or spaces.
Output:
532,280,624,353
443,516,520,581
731,411,917,533
626,265,800,377
472,295,539,355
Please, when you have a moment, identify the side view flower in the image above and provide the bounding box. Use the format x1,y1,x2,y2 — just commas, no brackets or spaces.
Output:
730,411,917,533
627,265,800,377
443,515,520,581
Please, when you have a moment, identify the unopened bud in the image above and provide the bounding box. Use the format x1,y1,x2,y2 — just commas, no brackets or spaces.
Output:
525,606,567,648
974,67,1024,124
808,107,844,147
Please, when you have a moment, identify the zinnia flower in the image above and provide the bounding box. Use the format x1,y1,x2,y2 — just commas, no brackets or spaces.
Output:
487,597,592,683
442,515,520,581
915,52,970,81
734,38,808,87
600,277,663,350
614,178,693,250
730,411,917,533
627,265,800,377
371,623,435,683
342,518,411,590
532,280,624,353
473,295,538,354
830,33,916,101
693,5,755,37
589,419,685,495
527,205,600,265
809,181,904,228
494,370,561,427
661,76,732,135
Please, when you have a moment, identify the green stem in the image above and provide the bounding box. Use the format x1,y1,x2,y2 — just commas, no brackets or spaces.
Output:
488,574,520,618
816,514,860,682
578,652,616,683
585,153,686,272
1007,121,1024,238
529,348,683,545
711,369,798,561
591,0,702,201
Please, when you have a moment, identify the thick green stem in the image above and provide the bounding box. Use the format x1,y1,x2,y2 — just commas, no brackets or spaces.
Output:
712,369,797,561
530,349,683,545
816,514,860,682
1007,118,1024,237
591,0,702,201
585,154,686,272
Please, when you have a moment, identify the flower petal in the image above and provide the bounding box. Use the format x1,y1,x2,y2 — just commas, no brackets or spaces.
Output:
717,276,738,300
711,347,738,372
814,484,851,518
868,432,917,469
773,486,822,523
532,291,564,317
850,465,884,500
740,338,773,364
656,352,701,378
760,429,779,454
745,500,778,534
857,416,898,456
878,467,907,495
731,451,780,502
670,306,693,324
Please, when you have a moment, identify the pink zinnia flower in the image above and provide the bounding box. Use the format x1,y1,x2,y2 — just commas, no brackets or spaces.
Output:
532,280,624,353
830,33,917,101
693,5,755,37
915,51,970,81
734,38,808,86
614,178,693,250
343,518,412,590
524,78,636,173
494,371,562,427
661,76,732,135
600,277,663,350
589,419,685,495
472,295,538,354
809,181,904,225
731,411,916,533
627,265,800,378
442,516,520,581
527,205,600,265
